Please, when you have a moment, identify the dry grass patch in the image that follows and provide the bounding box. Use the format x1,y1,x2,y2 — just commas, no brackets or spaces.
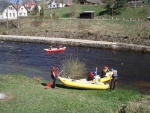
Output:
0,93,15,102
126,95,150,113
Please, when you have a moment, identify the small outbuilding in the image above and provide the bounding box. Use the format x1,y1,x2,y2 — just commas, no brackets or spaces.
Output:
80,11,95,19
147,17,150,21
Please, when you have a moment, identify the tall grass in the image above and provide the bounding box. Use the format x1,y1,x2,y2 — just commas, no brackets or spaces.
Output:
61,55,87,79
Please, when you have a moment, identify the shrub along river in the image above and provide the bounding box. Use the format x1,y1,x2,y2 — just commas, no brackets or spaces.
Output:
0,41,150,94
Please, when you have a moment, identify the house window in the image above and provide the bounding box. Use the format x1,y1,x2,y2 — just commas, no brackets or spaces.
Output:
10,13,11,17
13,13,15,17
24,13,26,16
19,13,22,16
21,8,23,10
53,5,55,7
6,13,8,17
9,6,13,10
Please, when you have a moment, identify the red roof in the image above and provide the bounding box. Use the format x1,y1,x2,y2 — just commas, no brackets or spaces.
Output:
24,2,36,8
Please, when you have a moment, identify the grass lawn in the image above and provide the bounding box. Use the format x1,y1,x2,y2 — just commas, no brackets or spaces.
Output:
0,74,149,113
43,4,150,19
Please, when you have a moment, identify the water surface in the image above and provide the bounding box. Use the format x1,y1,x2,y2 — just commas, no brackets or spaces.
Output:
0,41,149,93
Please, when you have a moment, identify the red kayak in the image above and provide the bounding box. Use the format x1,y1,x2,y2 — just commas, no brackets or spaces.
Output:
44,47,66,52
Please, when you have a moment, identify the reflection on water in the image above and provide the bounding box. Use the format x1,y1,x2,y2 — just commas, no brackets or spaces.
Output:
0,41,150,93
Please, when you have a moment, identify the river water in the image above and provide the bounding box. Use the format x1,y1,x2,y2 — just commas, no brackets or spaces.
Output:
0,41,150,93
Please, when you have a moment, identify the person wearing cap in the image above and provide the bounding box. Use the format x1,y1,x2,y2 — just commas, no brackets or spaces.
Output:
109,68,118,91
87,71,96,81
51,66,59,88
101,66,109,78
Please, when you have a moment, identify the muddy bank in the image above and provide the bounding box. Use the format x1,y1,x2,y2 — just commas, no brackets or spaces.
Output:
3,30,150,46
0,35,149,53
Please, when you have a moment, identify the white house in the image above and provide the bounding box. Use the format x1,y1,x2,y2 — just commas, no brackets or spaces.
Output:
24,2,41,13
13,4,28,17
0,2,28,20
48,0,58,9
0,3,17,19
48,0,73,9
18,5,28,17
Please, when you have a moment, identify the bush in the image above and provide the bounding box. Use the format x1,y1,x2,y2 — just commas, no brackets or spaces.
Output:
61,55,87,79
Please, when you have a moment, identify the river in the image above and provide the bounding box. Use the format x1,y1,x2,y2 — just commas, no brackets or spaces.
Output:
0,41,150,94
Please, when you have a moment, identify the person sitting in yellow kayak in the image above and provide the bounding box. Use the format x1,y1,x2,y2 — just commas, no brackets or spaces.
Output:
87,71,96,81
101,66,109,78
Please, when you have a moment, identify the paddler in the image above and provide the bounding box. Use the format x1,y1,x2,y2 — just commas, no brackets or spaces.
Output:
51,66,59,88
101,66,109,78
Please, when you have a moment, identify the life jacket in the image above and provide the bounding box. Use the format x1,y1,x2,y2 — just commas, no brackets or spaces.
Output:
51,67,55,76
55,68,59,76
88,72,93,80
112,70,118,80
101,69,107,77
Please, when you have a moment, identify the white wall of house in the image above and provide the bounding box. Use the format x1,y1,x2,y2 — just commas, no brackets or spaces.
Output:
57,3,66,8
48,0,57,9
18,5,27,17
2,5,17,19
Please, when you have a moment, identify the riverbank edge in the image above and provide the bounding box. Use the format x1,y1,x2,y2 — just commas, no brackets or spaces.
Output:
0,35,150,53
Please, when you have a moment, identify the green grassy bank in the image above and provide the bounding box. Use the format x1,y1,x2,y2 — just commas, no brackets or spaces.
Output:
43,4,150,19
0,74,149,113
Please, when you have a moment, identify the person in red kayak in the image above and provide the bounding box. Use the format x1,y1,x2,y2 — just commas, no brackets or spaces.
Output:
51,66,59,88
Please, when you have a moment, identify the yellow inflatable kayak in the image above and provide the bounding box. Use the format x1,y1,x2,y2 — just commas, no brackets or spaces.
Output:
58,76,109,90
94,71,113,82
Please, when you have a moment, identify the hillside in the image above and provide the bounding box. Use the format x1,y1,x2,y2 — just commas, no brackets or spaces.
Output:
0,4,150,47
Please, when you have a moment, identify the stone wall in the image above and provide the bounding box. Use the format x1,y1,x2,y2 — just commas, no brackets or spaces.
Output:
0,35,149,53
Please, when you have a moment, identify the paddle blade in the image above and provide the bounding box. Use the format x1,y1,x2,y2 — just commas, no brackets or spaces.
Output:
45,82,52,89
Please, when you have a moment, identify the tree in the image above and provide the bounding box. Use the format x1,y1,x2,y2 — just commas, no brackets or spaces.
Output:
114,0,127,15
104,0,127,16
40,5,44,16
33,5,39,15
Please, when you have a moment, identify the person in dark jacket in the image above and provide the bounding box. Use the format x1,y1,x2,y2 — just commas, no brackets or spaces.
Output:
51,66,59,88
109,68,118,91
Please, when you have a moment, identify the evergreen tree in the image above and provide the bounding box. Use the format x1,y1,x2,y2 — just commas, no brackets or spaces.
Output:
40,5,44,16
33,5,39,15
105,0,127,16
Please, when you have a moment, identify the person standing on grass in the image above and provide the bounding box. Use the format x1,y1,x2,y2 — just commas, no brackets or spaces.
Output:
109,68,118,91
51,66,59,88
